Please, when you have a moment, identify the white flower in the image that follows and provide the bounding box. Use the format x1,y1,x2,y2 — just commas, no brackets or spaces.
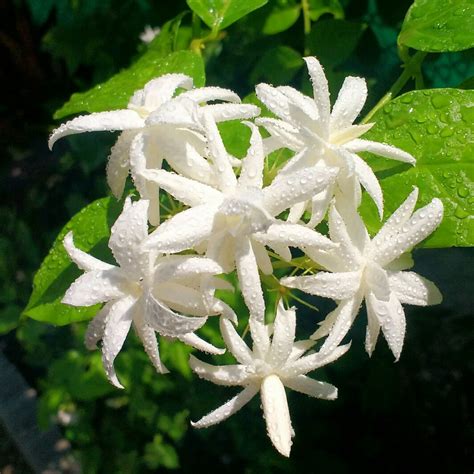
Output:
142,113,337,340
282,188,443,360
49,74,259,225
139,25,161,43
190,301,350,456
62,197,229,388
256,56,416,226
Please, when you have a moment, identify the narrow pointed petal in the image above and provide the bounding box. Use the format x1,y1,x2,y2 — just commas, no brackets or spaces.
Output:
352,153,383,219
144,204,216,253
189,356,248,385
62,268,127,306
144,169,221,207
375,198,444,267
64,232,114,272
284,342,351,377
268,302,296,367
101,296,136,388
282,270,361,300
180,86,240,104
155,256,222,285
263,165,338,216
252,240,273,275
141,74,193,110
365,296,381,356
84,302,112,349
344,139,416,165
370,188,419,250
317,295,362,353
133,312,169,374
107,131,135,198
287,201,307,223
109,198,149,273
255,222,337,251
191,386,258,428
48,110,144,149
202,112,237,190
330,76,367,130
385,252,414,271
388,271,442,306
145,293,207,336
201,103,260,122
238,122,265,189
285,375,338,400
288,340,315,362
307,185,334,228
261,375,293,457
330,123,374,145
365,262,391,301
255,83,291,120
146,97,199,129
255,118,304,152
366,292,406,361
304,57,330,131
156,283,214,317
178,333,226,355
278,85,319,120
220,318,253,365
311,308,340,341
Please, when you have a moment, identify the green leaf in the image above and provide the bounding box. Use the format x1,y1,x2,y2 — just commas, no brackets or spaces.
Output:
54,50,205,119
147,12,188,55
218,120,252,158
359,89,474,248
187,0,268,31
399,0,474,52
23,197,123,325
306,19,366,67
262,4,301,35
308,0,344,21
250,45,304,85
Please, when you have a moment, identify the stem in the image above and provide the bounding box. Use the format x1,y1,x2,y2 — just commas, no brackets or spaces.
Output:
301,0,311,55
361,51,427,124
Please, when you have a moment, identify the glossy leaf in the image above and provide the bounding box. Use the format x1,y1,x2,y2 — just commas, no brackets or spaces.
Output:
54,50,205,119
187,0,268,31
23,197,123,325
360,89,474,248
308,0,343,21
399,0,474,53
262,4,301,35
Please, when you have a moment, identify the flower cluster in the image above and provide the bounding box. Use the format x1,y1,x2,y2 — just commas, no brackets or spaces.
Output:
51,57,443,456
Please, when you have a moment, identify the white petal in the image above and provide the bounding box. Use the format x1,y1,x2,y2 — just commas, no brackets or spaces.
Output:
201,103,260,122
267,302,296,367
365,294,381,357
145,293,207,336
307,184,334,228
344,139,416,165
365,262,391,301
235,237,270,356
263,165,338,216
62,268,127,306
190,355,248,385
178,332,226,355
144,204,216,253
252,239,273,275
283,342,351,377
155,283,211,317
155,255,222,285
133,311,169,374
288,340,315,362
106,131,135,198
180,86,240,104
388,271,442,306
261,374,293,457
352,153,383,219
220,318,253,365
317,295,362,353
385,252,414,271
101,295,136,388
255,117,304,152
278,85,319,121
282,271,361,300
287,201,307,223
48,110,144,149
202,112,237,191
146,97,199,129
238,122,265,189
284,375,337,400
304,57,330,132
255,83,291,120
84,302,112,349
191,386,258,428
375,198,444,267
144,169,221,207
64,232,114,272
370,187,418,256
109,198,149,274
366,292,406,361
255,222,337,251
330,76,367,130
141,74,193,110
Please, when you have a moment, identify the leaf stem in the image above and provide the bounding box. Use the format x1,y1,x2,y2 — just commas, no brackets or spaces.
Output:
361,51,427,124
